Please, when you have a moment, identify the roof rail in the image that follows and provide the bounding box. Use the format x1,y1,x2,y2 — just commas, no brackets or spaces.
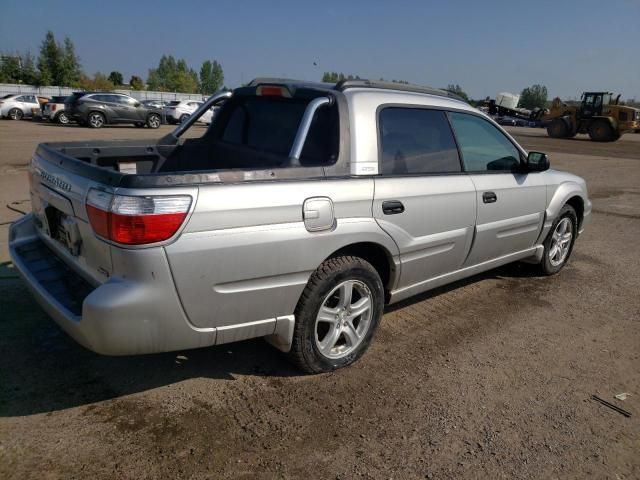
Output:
335,79,465,102
247,77,467,103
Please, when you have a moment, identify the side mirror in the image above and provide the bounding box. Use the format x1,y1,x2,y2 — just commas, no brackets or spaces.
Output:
526,151,550,172
134,102,141,108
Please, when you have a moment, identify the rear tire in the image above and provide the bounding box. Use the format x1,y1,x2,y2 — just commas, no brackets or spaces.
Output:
8,108,24,120
88,112,105,128
538,205,577,275
56,112,70,125
547,119,568,138
287,256,384,373
588,120,616,142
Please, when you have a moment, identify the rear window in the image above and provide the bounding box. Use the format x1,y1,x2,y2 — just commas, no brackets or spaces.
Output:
65,93,86,104
218,96,338,165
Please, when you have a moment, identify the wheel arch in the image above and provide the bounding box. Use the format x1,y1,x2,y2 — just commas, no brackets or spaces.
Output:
540,182,588,244
88,110,108,124
565,195,584,230
325,241,398,302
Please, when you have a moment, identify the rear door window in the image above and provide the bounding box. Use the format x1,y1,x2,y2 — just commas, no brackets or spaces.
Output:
448,112,521,172
378,107,461,175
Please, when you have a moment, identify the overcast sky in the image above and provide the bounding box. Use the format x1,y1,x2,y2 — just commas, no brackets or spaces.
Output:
1,0,639,100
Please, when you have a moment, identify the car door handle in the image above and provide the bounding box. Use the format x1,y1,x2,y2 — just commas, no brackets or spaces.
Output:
482,192,497,204
382,200,405,215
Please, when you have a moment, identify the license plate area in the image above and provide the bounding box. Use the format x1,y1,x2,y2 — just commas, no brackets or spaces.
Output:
45,205,82,256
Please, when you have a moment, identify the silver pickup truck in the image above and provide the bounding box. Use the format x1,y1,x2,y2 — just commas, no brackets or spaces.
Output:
9,79,591,373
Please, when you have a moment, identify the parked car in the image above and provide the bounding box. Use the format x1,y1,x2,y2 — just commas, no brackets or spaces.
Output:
496,116,529,127
164,99,216,124
141,99,168,109
0,93,40,120
64,92,163,128
9,79,591,373
42,96,71,124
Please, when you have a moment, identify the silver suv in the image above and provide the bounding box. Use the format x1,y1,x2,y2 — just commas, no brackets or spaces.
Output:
9,79,591,373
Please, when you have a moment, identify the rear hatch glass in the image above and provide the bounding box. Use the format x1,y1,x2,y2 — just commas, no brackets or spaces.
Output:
216,95,339,163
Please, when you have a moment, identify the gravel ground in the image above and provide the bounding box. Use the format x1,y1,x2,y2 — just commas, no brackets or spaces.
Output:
0,121,638,479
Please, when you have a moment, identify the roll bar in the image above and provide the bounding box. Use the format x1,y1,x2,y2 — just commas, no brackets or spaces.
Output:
288,96,332,164
159,89,332,158
158,90,233,145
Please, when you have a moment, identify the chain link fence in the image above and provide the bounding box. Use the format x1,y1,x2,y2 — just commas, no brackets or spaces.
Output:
0,83,205,101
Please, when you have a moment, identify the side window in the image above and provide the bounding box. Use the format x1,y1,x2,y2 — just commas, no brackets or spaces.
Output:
378,107,461,175
448,112,521,172
113,96,130,105
29,95,38,103
15,96,26,102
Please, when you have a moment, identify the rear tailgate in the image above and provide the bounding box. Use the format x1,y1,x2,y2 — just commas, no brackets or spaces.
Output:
29,149,113,284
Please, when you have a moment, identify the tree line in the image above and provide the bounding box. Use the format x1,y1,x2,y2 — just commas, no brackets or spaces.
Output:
0,32,552,106
0,31,224,95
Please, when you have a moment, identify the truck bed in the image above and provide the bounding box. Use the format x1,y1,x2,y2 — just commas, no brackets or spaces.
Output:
37,136,334,189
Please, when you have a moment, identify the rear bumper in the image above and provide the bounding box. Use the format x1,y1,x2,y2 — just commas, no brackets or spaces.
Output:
8,215,216,355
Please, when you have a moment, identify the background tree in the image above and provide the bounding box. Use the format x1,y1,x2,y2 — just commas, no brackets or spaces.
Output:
59,37,81,86
147,55,199,92
321,72,361,82
211,60,224,93
37,31,61,85
444,84,470,102
76,72,114,91
20,51,38,85
129,75,144,90
199,60,224,94
519,84,548,110
108,71,123,86
0,55,22,83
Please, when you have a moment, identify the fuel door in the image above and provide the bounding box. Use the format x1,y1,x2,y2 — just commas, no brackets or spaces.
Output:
303,197,335,232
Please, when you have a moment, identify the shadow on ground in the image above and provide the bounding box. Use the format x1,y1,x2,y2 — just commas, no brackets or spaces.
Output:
0,261,543,417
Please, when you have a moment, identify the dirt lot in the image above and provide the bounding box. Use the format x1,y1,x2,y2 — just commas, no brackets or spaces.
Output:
0,121,638,479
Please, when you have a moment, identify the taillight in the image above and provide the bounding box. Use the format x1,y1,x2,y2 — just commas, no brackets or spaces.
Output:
86,189,191,245
51,104,57,111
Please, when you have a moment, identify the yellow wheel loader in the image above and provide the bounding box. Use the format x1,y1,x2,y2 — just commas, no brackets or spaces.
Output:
544,92,640,142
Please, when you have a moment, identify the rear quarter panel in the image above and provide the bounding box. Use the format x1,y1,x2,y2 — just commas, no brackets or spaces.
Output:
165,178,399,329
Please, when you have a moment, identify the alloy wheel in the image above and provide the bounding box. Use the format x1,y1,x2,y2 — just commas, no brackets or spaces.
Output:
314,279,373,359
549,217,573,267
89,113,104,128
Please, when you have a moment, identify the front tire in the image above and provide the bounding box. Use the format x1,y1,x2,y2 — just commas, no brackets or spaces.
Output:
288,256,384,373
538,205,578,275
179,114,190,123
547,119,568,138
146,113,161,129
88,112,105,128
8,108,24,120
